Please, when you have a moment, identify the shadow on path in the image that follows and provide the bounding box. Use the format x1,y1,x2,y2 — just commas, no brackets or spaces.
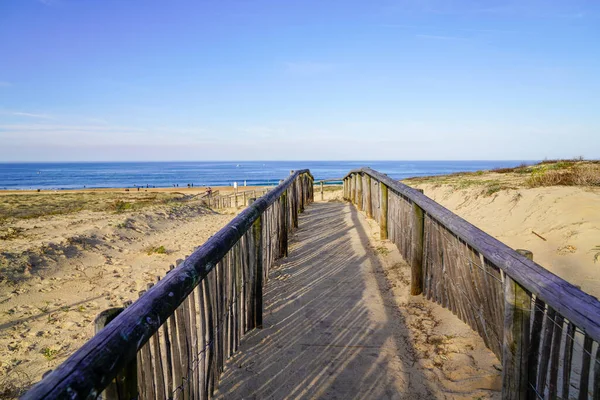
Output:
215,201,436,399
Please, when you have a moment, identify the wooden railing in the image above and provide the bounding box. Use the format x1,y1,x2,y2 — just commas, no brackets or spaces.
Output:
23,170,314,399
201,188,271,209
344,168,600,400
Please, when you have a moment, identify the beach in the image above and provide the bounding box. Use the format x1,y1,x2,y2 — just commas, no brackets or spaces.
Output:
0,189,243,397
404,161,600,299
1,161,598,397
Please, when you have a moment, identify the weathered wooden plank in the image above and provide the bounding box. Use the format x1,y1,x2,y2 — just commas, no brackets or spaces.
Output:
537,307,557,397
410,199,425,295
94,308,138,400
137,290,155,400
579,335,593,400
548,314,564,399
253,213,263,329
528,297,546,397
593,343,600,400
147,282,167,400
562,321,575,400
380,182,388,240
187,285,200,400
157,275,174,397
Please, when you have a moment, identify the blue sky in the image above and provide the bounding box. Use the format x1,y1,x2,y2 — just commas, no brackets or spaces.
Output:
0,0,599,161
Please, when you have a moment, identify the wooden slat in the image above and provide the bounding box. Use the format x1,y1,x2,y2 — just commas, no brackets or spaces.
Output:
528,297,546,397
187,285,200,400
537,307,557,396
593,343,600,400
147,283,167,400
548,314,564,398
562,322,575,400
579,335,593,400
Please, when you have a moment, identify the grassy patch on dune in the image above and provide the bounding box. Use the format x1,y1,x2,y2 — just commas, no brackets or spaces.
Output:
404,159,600,192
0,192,191,220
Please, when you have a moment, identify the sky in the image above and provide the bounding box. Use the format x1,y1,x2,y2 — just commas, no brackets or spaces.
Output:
0,0,599,161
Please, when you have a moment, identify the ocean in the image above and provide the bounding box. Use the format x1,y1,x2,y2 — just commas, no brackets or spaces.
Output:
0,161,530,190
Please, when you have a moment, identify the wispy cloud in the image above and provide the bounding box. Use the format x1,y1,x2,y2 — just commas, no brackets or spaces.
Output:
1,111,55,119
0,81,11,87
0,122,211,147
284,62,335,76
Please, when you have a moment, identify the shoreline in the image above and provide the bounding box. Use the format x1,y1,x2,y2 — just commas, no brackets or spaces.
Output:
0,185,272,195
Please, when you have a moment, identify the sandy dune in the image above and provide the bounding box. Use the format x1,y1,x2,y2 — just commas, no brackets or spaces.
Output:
410,184,600,298
0,196,235,397
1,180,597,398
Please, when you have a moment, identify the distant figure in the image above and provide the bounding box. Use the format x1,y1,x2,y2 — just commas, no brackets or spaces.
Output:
187,183,190,188
137,187,140,191
191,183,194,187
206,187,212,196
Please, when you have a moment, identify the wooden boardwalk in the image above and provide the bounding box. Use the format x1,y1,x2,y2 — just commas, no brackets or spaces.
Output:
215,201,499,400
25,169,600,399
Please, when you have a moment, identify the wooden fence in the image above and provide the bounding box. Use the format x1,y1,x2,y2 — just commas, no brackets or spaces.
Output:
200,188,271,209
23,170,314,400
344,168,600,400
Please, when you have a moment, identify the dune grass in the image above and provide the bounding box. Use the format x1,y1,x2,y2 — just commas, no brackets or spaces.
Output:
0,192,190,221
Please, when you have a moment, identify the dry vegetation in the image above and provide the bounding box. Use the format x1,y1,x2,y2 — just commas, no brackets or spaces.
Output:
404,159,600,195
0,191,197,221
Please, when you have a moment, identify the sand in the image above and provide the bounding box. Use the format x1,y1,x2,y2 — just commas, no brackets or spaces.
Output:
1,177,597,398
408,182,600,299
0,191,237,397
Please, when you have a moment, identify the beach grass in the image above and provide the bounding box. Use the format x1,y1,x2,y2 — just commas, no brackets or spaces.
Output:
404,159,600,193
0,192,192,221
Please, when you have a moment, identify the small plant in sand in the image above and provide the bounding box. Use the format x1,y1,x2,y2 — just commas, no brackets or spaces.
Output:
112,200,133,213
375,245,390,256
593,246,600,263
41,346,58,361
146,245,167,255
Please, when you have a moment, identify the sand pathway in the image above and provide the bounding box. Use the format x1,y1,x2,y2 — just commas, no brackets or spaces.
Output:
215,200,501,399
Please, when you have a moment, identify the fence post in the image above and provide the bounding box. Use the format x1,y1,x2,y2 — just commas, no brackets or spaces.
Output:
321,181,324,201
502,249,533,400
299,175,305,212
253,213,263,329
344,178,348,200
380,182,388,240
350,174,355,204
280,191,288,257
292,179,299,228
357,173,363,211
365,175,372,219
411,189,425,295
94,308,138,400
